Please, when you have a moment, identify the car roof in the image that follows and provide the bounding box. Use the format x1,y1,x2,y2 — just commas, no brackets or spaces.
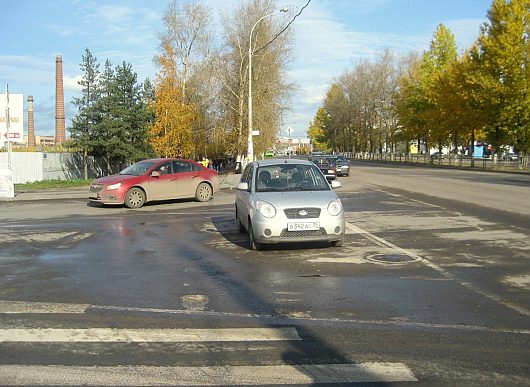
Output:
141,158,196,163
254,158,314,167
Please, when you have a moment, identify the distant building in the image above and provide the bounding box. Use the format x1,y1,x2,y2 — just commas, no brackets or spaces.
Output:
21,135,56,148
276,136,311,153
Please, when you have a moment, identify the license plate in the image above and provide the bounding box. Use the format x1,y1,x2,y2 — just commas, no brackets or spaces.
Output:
287,221,320,231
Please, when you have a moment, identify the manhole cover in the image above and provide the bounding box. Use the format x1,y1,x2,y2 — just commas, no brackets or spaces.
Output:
366,254,417,264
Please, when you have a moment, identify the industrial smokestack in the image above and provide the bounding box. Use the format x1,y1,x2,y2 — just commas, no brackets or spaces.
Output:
27,95,36,147
55,55,66,145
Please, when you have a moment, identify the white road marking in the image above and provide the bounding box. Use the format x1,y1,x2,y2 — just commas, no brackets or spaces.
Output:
0,327,301,343
0,232,92,244
1,300,528,335
0,300,89,314
345,221,530,317
345,222,423,263
503,274,530,290
0,363,418,385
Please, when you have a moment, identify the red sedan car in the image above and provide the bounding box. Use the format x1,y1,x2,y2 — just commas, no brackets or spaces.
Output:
89,158,219,208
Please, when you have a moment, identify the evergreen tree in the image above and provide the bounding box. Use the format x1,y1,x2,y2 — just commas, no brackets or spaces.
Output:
70,54,154,174
69,48,100,179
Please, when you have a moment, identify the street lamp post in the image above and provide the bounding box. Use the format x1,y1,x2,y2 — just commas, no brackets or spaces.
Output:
247,8,288,163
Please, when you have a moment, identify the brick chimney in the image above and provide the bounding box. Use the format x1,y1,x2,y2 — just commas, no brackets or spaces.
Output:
55,55,66,145
27,95,36,147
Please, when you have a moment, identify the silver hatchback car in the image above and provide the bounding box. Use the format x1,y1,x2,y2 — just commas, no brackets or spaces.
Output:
235,159,345,250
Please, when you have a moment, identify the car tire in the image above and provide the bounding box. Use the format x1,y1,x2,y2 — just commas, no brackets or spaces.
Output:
195,183,212,202
124,187,146,209
248,221,261,250
331,233,344,247
236,208,245,233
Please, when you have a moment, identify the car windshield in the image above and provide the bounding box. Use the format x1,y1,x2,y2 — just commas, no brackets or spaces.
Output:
255,164,330,192
118,161,157,176
311,157,335,165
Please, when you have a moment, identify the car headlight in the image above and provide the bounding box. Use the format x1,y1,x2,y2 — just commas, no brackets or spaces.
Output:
106,182,122,190
327,169,335,174
256,200,276,218
327,198,343,216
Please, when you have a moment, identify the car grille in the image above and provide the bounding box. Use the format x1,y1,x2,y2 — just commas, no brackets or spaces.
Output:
280,228,327,237
283,208,321,219
90,184,103,193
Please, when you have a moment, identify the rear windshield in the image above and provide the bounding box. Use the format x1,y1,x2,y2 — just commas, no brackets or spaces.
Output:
255,164,330,192
311,157,335,165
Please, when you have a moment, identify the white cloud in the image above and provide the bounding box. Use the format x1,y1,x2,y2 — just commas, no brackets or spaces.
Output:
63,75,83,92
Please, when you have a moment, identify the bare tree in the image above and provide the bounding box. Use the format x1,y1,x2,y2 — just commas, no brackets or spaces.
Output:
158,0,213,104
217,0,294,158
155,0,220,158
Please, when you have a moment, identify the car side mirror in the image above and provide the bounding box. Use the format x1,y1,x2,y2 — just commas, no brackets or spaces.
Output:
237,182,249,191
330,180,342,189
151,171,160,178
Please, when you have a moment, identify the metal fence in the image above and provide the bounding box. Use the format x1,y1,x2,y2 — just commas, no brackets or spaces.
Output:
345,153,529,172
0,152,105,184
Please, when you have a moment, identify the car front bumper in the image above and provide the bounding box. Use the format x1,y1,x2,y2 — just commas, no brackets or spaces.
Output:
88,186,125,205
252,211,345,245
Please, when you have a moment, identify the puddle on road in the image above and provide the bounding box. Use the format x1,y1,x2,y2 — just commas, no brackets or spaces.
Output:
181,294,209,311
39,252,85,261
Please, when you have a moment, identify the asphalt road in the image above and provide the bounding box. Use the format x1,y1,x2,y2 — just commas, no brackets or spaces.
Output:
0,162,528,386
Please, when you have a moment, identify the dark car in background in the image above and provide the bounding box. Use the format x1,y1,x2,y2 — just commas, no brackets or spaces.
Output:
310,156,338,180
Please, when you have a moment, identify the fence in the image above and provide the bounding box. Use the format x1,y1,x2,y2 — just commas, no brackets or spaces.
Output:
347,152,529,172
0,152,105,184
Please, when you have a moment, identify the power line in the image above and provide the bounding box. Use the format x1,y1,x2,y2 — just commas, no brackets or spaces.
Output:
254,0,311,54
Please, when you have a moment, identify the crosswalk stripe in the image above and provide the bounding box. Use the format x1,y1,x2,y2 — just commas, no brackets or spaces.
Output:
0,300,89,314
0,363,418,385
0,327,301,343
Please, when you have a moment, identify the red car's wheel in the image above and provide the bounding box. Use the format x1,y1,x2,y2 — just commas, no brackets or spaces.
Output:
124,187,146,208
195,182,212,202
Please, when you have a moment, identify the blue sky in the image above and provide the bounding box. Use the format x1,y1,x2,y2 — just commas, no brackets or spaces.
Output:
1,0,493,141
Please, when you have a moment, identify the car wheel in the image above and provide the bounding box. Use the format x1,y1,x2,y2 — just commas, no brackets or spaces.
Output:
236,208,245,233
248,221,261,250
124,187,146,209
195,183,212,202
331,233,344,247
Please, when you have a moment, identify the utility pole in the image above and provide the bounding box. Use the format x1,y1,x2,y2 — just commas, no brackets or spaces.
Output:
5,85,12,170
247,8,288,163
0,84,15,198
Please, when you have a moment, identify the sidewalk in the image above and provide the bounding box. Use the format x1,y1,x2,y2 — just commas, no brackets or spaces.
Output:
0,173,241,202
